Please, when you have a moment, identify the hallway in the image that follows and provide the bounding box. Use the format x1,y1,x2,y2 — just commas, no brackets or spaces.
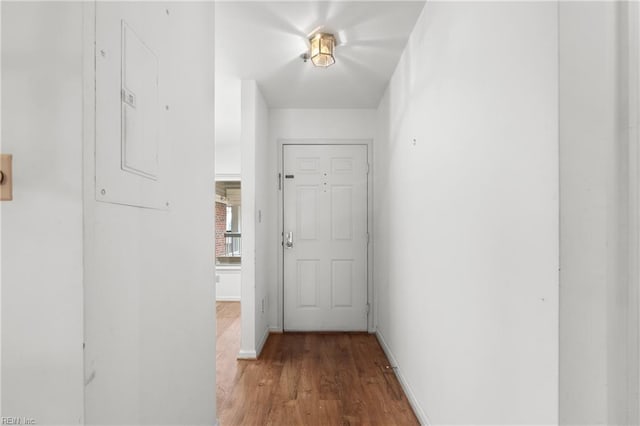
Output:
215,302,418,425
3,1,640,424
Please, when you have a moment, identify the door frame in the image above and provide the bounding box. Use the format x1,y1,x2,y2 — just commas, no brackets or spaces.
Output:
628,1,640,421
276,139,375,333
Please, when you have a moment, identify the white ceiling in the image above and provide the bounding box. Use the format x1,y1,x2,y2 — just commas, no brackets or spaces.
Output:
215,1,426,109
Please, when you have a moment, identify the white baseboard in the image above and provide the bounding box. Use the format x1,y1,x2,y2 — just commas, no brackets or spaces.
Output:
237,327,271,360
216,296,240,302
237,349,256,360
375,330,431,426
269,326,283,333
256,326,270,358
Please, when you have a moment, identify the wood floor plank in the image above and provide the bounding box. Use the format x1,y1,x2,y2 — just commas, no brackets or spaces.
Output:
216,302,420,425
216,302,242,413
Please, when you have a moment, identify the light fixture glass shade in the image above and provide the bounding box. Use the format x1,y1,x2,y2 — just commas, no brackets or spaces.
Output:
309,33,335,67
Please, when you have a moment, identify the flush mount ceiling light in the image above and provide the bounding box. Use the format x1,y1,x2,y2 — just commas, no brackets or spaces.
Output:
307,33,336,67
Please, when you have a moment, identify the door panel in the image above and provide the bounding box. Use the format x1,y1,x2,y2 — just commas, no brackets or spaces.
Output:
297,260,320,307
332,260,354,307
283,145,368,331
297,186,320,240
331,186,354,240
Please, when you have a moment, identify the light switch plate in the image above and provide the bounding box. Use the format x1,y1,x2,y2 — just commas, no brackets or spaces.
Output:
0,154,13,201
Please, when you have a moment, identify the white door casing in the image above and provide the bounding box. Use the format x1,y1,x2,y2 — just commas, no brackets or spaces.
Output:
283,145,368,331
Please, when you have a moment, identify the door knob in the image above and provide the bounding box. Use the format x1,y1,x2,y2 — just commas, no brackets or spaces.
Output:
285,232,294,249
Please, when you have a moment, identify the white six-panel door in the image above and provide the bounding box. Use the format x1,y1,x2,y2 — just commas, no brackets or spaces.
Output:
283,145,368,331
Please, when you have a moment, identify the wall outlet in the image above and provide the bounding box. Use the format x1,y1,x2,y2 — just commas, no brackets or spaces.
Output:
261,298,265,313
215,275,220,283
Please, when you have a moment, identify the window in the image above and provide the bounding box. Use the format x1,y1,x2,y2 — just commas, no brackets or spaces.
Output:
215,181,241,266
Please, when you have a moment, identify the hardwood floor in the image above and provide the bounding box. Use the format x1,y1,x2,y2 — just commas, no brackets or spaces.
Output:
216,301,242,412
216,301,419,425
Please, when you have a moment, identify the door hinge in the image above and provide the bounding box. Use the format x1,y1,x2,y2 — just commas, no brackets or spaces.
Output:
366,303,370,314
366,163,370,174
278,173,282,190
367,233,370,245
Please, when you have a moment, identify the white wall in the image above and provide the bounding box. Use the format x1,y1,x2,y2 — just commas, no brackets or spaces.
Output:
214,74,241,176
559,2,634,424
215,75,241,146
213,8,241,175
216,268,241,301
1,2,85,423
239,80,270,358
268,109,376,330
374,3,559,424
270,109,376,142
83,3,217,425
253,84,272,355
215,143,241,176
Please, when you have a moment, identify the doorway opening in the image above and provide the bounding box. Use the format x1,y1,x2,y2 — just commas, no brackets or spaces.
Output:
215,178,242,301
214,177,242,413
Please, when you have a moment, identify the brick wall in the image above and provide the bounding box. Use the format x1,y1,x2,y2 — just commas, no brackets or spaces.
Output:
215,202,227,257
